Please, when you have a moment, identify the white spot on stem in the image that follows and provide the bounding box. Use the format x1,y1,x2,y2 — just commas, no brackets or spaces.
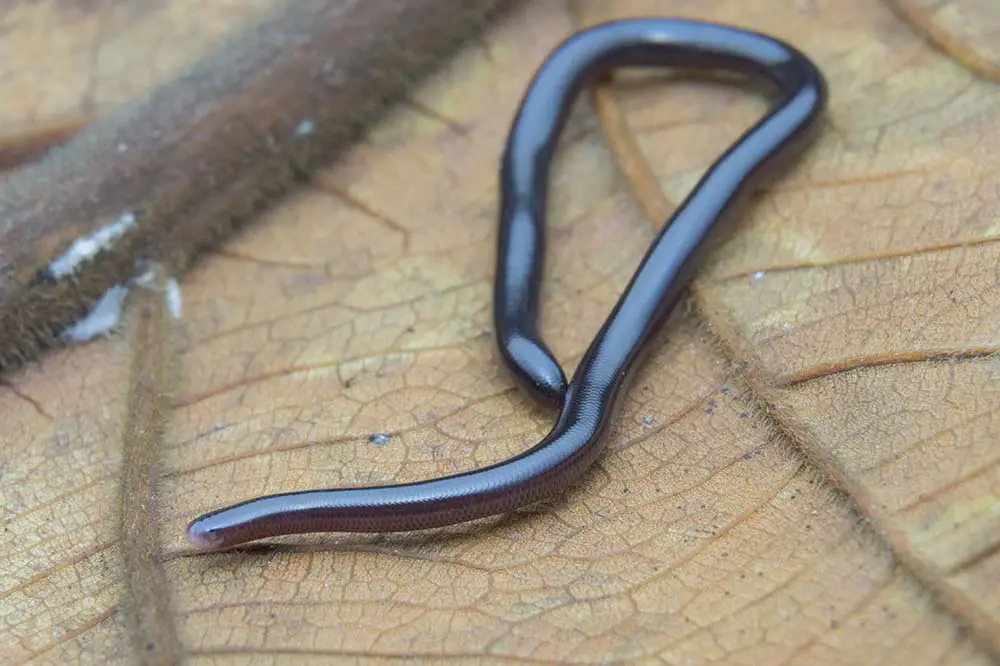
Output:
62,285,128,342
165,278,182,319
62,265,183,346
294,119,315,137
47,212,138,279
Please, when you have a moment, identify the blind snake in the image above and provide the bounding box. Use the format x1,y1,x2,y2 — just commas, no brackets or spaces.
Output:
186,18,827,550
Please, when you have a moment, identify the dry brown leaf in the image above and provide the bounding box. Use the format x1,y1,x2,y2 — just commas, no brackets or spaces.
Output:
886,0,1000,81
2,0,999,663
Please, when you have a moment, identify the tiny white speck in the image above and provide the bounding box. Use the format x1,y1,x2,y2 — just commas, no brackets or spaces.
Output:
47,212,138,279
117,143,128,153
750,271,765,284
133,267,157,286
294,120,315,137
165,278,182,319
643,416,655,425
62,285,128,342
368,433,390,446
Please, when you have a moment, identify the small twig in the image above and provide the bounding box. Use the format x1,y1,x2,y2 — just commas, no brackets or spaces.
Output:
117,265,182,665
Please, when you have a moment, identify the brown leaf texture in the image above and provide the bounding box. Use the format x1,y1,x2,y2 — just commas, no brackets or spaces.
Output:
2,0,1000,663
0,0,281,167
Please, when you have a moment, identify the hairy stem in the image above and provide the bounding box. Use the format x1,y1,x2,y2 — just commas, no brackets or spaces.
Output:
117,266,181,664
0,0,517,371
